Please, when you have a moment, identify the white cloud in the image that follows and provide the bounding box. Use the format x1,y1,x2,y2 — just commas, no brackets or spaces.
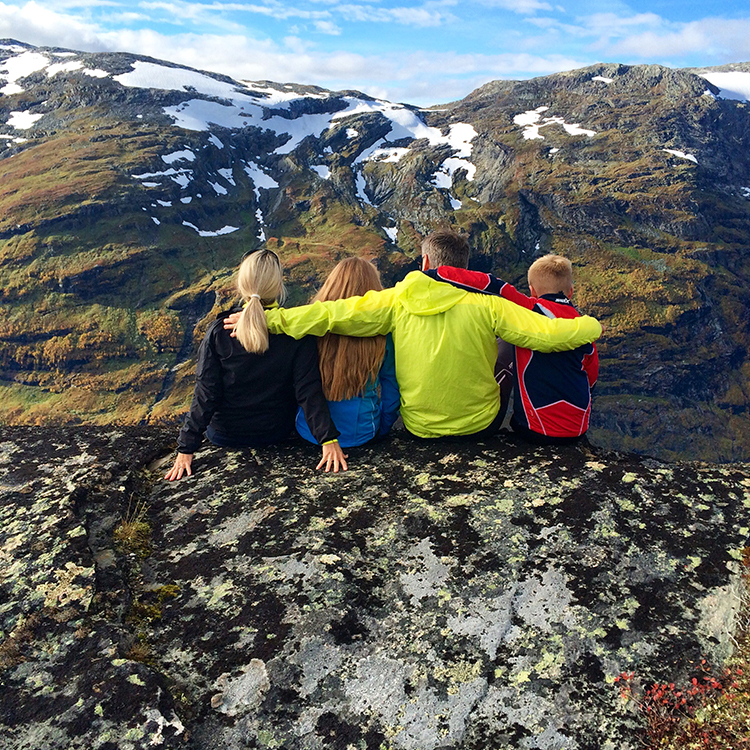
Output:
609,18,750,61
139,0,331,24
336,3,450,27
526,11,665,42
0,1,107,49
585,12,665,34
34,0,119,8
0,1,594,104
12,0,750,107
475,0,553,14
314,18,340,34
113,11,152,21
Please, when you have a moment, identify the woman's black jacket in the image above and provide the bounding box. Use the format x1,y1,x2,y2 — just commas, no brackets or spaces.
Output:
177,313,339,453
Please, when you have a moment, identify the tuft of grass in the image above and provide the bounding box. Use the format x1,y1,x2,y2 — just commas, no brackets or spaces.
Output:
113,495,151,557
126,638,153,664
0,613,42,670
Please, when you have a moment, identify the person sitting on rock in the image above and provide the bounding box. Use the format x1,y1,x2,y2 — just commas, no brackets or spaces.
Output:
424,253,598,444
295,257,400,448
165,249,347,481
225,231,602,440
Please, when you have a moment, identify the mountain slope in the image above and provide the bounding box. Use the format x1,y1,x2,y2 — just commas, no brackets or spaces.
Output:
1,40,750,462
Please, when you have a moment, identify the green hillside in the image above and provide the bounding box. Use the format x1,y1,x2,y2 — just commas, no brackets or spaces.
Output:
1,43,750,461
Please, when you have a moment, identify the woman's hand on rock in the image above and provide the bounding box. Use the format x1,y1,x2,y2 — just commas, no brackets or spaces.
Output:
165,453,193,481
317,442,348,473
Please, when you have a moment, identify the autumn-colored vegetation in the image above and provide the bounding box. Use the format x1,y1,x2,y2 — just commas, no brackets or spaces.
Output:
618,549,750,748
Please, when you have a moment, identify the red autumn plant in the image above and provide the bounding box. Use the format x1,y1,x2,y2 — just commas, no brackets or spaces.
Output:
616,661,750,747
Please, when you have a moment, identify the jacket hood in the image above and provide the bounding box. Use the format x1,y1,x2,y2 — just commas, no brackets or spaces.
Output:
395,271,467,316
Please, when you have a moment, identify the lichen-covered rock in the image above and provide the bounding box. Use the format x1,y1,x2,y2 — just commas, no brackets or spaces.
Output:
0,426,184,750
1,426,749,749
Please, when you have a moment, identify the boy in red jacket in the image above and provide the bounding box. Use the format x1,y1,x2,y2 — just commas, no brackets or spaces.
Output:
426,254,598,444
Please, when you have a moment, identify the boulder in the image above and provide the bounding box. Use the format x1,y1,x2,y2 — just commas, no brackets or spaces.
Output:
1,426,749,749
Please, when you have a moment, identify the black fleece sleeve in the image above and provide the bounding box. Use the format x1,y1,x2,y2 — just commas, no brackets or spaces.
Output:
177,325,223,454
292,337,340,445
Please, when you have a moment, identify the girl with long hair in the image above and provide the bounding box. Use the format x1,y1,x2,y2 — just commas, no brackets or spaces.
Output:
165,249,347,480
295,256,400,447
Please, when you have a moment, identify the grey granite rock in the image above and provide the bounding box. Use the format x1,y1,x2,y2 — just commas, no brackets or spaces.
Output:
1,426,749,749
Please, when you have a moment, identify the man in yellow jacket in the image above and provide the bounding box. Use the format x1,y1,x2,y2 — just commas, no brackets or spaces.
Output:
260,231,602,439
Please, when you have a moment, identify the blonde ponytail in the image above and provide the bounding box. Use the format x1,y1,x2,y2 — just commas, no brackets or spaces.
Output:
235,250,284,353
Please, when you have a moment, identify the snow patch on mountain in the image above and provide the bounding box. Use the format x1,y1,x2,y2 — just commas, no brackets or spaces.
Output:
46,60,83,77
271,114,339,154
348,104,476,168
218,168,236,186
311,165,331,179
243,162,279,192
0,50,48,94
664,149,697,164
182,222,239,237
443,157,476,182
0,48,108,93
115,61,246,100
698,71,750,102
256,208,266,241
7,110,43,129
0,133,26,144
445,123,476,158
432,171,451,189
514,107,596,140
355,173,372,206
162,150,195,164
367,147,410,163
133,167,194,188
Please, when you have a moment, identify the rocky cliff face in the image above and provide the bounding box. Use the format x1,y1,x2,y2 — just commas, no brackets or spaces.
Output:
1,426,749,748
1,40,750,462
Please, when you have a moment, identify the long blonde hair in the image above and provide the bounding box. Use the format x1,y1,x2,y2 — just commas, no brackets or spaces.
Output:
314,257,386,401
235,250,284,354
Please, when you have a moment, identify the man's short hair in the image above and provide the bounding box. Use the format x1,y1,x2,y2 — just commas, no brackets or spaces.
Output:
422,230,470,269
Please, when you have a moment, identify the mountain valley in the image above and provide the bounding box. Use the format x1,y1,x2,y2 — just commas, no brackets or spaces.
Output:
1,40,750,461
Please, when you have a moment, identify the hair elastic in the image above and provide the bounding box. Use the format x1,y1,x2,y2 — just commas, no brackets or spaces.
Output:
250,294,261,299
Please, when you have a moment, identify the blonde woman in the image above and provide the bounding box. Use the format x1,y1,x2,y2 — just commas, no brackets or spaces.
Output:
295,257,400,447
165,249,347,480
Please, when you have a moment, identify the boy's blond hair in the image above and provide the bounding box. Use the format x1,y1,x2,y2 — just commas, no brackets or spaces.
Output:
528,254,574,297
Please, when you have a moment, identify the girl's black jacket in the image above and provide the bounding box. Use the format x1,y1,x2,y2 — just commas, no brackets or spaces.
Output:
177,312,339,454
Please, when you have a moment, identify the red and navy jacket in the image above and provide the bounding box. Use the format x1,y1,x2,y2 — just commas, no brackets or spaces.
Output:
426,266,598,438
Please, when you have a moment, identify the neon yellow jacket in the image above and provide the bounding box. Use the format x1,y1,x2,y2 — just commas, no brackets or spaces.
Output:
266,271,602,438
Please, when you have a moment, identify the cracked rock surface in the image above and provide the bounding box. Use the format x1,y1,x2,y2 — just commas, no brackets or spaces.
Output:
1,426,749,749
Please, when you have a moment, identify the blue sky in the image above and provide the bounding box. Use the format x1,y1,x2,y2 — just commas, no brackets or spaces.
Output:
1,0,750,104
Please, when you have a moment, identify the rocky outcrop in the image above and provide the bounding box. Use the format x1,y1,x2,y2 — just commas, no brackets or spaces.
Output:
1,426,749,748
